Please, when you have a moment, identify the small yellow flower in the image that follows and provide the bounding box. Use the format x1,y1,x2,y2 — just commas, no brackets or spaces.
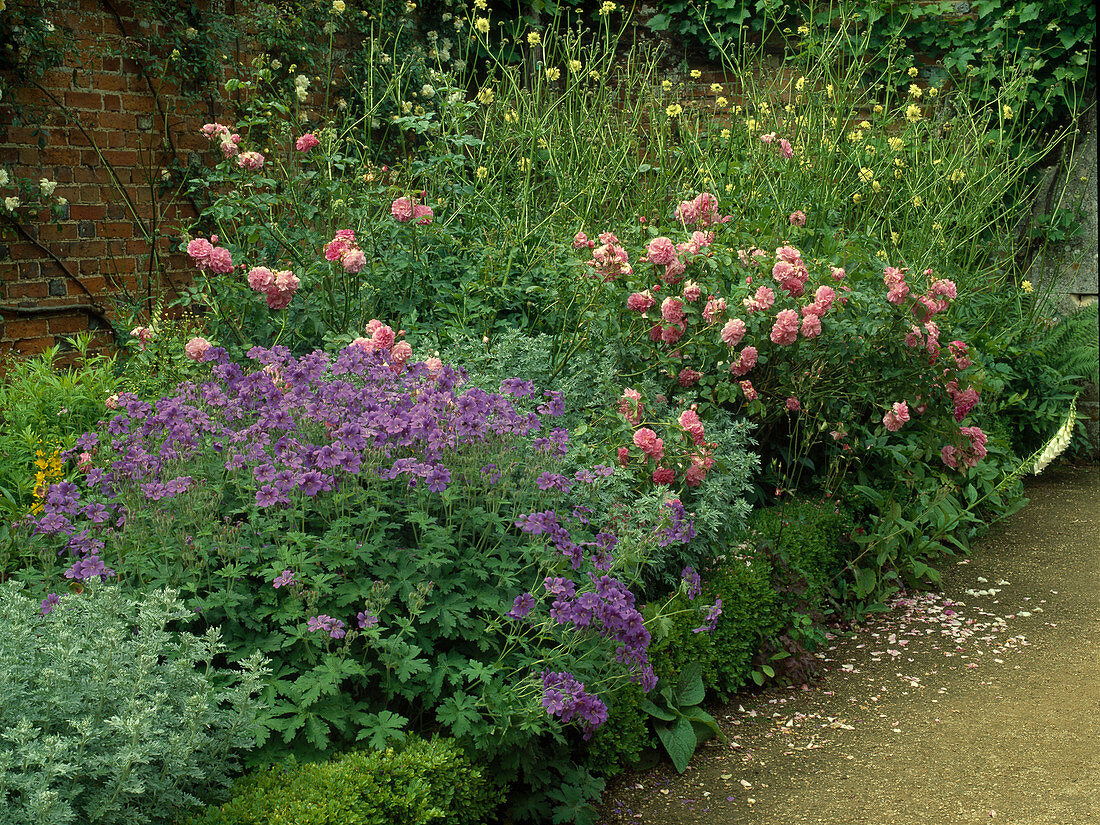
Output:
1003,104,1013,120
666,103,683,118
908,83,922,98
661,79,673,91
526,31,541,46
891,231,900,245
720,128,731,140
710,82,723,94
589,69,601,81
332,0,346,13
690,69,702,79
474,0,487,8
928,87,938,98
758,101,770,114
518,157,531,172
476,166,488,180
405,0,415,10
888,136,905,151
826,84,834,99
569,59,583,74
847,130,864,143
599,0,616,14
745,118,757,132
859,120,870,130
545,67,560,81
170,48,181,60
911,195,923,208
477,86,495,105
797,24,810,35
475,17,489,33
504,110,518,124
872,180,881,192
852,193,862,203
949,169,967,184
1021,280,1034,293
908,66,919,78
932,222,943,233
716,96,728,108
873,104,884,115
905,103,922,122
858,166,875,183
795,76,806,92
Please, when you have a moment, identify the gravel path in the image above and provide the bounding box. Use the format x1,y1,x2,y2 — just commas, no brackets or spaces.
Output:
598,464,1100,825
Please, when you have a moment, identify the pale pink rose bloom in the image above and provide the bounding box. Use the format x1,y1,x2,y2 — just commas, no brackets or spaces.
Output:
883,401,910,432
740,380,757,400
573,231,594,250
342,248,366,273
295,133,320,152
772,260,797,282
265,290,292,310
684,461,707,487
744,285,776,313
219,136,240,157
598,231,621,245
883,266,907,287
720,318,746,347
618,388,643,425
924,321,941,355
770,309,800,345
237,151,265,171
760,132,776,144
931,279,957,299
130,326,153,344
702,296,726,323
949,340,971,369
78,451,93,470
201,123,229,139
632,428,664,460
779,139,793,159
730,345,758,376
682,281,702,302
370,323,396,351
675,198,700,226
646,236,677,266
413,204,434,225
813,285,836,313
831,267,846,281
789,210,806,226
660,323,684,345
678,409,705,444
350,337,372,351
273,270,299,293
592,243,632,281
786,396,801,412
208,247,234,274
663,259,686,283
184,336,212,361
661,297,685,325
904,325,923,347
391,197,415,222
887,282,910,304
186,238,214,265
390,340,413,369
690,230,714,249
424,356,443,377
324,230,356,261
247,266,274,291
776,245,803,264
105,393,120,410
800,313,821,338
677,368,701,387
627,291,656,313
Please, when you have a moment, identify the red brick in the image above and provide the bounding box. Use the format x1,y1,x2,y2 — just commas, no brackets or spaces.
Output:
12,337,56,356
48,315,90,335
65,91,103,110
3,318,50,339
70,204,107,220
118,93,155,114
7,282,49,300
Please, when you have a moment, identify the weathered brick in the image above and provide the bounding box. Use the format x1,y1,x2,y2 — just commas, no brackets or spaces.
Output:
48,314,90,335
64,91,104,110
4,318,50,339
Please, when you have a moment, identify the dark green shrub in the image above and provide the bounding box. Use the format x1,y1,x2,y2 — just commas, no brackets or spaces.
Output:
582,682,651,778
188,737,503,825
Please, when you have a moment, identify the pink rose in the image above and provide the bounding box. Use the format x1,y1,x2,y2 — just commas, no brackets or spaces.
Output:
237,151,264,171
882,401,910,432
770,309,800,346
390,340,413,370
779,138,793,159
660,323,684,345
618,388,643,425
887,283,910,304
800,313,822,339
786,396,801,412
130,326,153,345
627,291,656,313
682,280,702,302
413,204,434,225
646,236,677,266
720,318,746,347
618,446,630,467
424,356,443,377
632,427,664,460
391,197,415,222
744,285,775,313
342,248,366,274
247,266,274,291
573,231,594,250
208,246,234,274
678,409,705,444
677,368,701,387
186,238,213,266
184,336,212,362
740,380,757,401
105,393,120,410
652,467,676,486
324,229,356,261
295,133,320,152
702,296,726,323
789,210,806,226
730,345,758,376
660,297,685,325
831,266,846,281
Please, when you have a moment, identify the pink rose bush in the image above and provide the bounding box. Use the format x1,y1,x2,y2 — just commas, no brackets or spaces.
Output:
295,133,320,152
184,337,213,362
324,229,367,274
187,236,234,274
391,196,434,225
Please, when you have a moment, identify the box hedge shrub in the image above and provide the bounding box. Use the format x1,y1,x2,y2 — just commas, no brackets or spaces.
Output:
187,737,503,825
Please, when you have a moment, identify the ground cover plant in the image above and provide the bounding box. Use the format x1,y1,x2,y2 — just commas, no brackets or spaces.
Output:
1,0,1094,822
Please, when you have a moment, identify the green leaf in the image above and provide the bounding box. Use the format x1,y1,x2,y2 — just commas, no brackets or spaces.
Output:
647,13,670,31
640,698,677,722
674,662,705,707
436,691,481,738
657,716,697,773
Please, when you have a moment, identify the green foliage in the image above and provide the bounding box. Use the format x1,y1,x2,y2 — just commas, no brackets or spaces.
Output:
638,662,725,773
0,582,267,825
582,682,651,778
0,334,117,516
188,737,503,825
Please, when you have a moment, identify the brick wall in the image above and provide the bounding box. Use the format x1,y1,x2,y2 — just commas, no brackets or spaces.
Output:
0,0,212,358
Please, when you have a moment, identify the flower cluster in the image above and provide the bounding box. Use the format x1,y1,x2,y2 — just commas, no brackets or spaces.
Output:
295,133,320,152
247,266,301,309
588,231,633,282
185,337,213,362
237,151,264,171
674,192,729,228
323,229,367,274
186,235,234,274
540,671,608,739
391,196,434,225
941,425,988,471
201,122,241,157
307,614,347,639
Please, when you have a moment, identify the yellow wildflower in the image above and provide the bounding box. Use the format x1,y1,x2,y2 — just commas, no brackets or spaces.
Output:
858,167,875,183
745,118,757,132
908,66,919,77
518,157,531,172
797,24,810,35
569,59,583,74
526,31,541,46
475,17,489,33
888,136,905,151
826,84,834,99
928,87,938,98
912,195,923,208
872,180,881,192
905,103,922,122
332,0,346,12
690,69,702,79
710,82,723,93
599,1,616,14
505,110,518,124
474,0,486,7
949,169,967,184
716,97,728,108
476,166,488,180
661,79,673,91
1021,280,1033,293
891,231,899,245
909,83,922,98
1003,104,1013,120
477,86,494,105
873,104,884,114
545,67,560,81
666,103,683,118
720,128,731,140
852,193,862,203
796,76,806,92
